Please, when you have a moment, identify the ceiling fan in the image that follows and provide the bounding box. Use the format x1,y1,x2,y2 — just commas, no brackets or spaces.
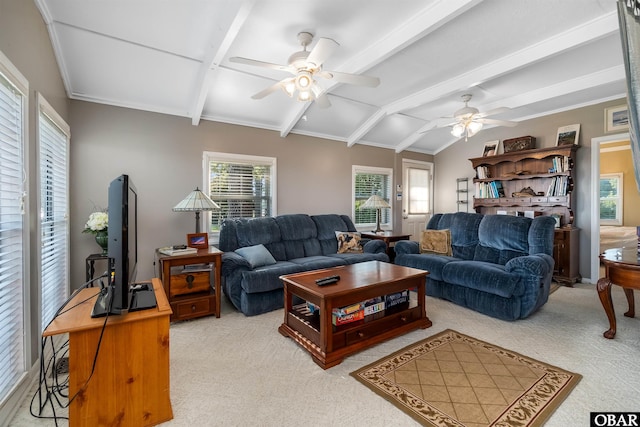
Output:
229,32,380,108
426,94,517,140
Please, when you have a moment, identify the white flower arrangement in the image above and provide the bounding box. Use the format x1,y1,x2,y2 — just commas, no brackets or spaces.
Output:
83,211,108,235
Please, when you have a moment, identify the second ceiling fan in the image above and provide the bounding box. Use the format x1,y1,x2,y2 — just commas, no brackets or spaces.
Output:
229,32,380,108
425,94,517,140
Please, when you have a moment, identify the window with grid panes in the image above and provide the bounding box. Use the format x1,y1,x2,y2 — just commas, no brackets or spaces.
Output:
0,52,28,406
353,166,392,228
204,152,276,233
600,173,623,225
38,94,70,331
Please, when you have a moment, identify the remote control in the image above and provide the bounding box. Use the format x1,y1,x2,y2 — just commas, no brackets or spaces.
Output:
316,275,340,286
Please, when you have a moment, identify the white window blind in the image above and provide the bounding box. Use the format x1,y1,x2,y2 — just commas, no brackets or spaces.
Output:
353,166,392,227
407,167,430,215
38,95,70,331
205,152,276,232
0,59,27,405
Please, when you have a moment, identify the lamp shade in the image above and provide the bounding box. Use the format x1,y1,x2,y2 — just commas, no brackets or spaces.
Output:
360,194,391,209
173,187,220,234
172,187,220,212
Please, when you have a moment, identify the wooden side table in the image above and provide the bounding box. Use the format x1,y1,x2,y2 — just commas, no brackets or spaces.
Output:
361,232,411,261
157,247,223,321
597,247,640,339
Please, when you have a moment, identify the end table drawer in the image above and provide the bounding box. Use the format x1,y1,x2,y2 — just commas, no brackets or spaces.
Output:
171,292,215,321
171,271,210,297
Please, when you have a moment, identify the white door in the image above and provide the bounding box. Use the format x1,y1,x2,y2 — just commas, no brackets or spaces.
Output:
401,159,433,241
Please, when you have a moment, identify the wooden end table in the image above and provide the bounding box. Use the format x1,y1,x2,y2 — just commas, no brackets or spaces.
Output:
361,231,411,261
157,247,222,321
278,260,431,369
597,247,640,339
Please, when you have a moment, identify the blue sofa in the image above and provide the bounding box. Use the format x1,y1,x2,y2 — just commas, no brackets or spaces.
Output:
218,214,389,316
394,212,555,321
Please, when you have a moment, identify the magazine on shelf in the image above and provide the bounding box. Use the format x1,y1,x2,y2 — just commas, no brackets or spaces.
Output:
158,246,198,256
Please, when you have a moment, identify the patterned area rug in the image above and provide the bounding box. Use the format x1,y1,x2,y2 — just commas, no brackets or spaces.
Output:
351,329,581,427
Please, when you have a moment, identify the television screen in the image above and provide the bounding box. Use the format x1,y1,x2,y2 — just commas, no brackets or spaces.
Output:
91,174,137,317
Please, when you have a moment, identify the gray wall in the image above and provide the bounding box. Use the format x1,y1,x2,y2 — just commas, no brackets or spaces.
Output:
69,101,433,286
434,98,629,282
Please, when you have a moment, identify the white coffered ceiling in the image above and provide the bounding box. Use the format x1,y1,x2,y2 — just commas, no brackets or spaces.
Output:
35,0,626,154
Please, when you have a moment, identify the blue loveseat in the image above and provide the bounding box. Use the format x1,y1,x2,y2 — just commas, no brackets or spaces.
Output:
394,212,555,321
218,214,389,316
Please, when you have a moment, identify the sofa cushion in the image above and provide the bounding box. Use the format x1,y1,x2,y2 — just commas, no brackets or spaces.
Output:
328,252,389,264
428,212,483,260
240,261,305,294
275,214,323,259
420,229,452,255
312,214,358,255
442,260,524,298
235,244,277,269
474,215,530,264
288,255,346,270
393,253,456,281
335,231,363,253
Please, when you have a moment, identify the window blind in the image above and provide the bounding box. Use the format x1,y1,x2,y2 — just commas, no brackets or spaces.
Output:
354,167,392,226
207,156,274,231
39,102,69,331
0,70,26,404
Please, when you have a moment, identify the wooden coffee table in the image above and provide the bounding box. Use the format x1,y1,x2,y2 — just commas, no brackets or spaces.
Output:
278,261,431,369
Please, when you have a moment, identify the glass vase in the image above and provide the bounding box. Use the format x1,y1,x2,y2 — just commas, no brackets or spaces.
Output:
94,230,109,256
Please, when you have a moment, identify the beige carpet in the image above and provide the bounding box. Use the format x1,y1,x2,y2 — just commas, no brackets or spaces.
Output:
351,329,581,427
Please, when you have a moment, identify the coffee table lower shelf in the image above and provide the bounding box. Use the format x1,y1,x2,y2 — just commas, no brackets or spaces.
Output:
278,304,431,369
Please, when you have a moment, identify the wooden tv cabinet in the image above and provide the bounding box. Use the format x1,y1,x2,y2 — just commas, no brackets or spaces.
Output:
43,278,173,426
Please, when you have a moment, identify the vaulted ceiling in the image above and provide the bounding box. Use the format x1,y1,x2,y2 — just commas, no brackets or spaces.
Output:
36,0,626,154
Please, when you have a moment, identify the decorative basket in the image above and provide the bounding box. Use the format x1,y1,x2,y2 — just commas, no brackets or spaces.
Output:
503,136,536,153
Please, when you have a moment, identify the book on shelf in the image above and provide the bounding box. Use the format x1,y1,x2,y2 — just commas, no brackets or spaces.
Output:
158,246,198,256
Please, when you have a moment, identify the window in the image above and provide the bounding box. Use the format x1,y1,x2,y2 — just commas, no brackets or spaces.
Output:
353,166,392,228
0,51,28,405
406,166,431,215
204,152,277,233
600,173,623,225
38,94,70,331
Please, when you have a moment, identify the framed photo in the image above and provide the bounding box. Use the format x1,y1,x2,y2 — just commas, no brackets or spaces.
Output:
187,233,208,249
556,124,580,146
605,105,629,133
482,140,499,157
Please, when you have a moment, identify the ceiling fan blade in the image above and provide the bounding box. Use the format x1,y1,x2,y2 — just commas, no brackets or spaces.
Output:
321,70,380,87
477,106,510,118
479,118,517,127
251,79,291,99
315,92,331,108
229,57,291,73
306,37,339,68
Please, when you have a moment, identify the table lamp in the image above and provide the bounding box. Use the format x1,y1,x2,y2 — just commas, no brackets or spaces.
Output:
172,187,220,233
360,194,391,233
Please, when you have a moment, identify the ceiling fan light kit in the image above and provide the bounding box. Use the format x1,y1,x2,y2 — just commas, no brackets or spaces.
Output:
230,32,380,108
445,94,516,141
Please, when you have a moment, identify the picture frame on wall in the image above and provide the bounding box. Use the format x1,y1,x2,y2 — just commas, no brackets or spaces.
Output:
482,140,499,157
604,105,629,133
187,233,208,249
556,124,580,146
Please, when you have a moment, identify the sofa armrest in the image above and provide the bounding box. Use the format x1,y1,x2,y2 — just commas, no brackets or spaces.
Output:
505,254,554,277
363,239,387,254
393,240,420,256
221,251,252,276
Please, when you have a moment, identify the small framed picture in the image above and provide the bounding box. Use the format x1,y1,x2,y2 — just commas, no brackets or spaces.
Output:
605,105,629,133
556,124,580,146
482,140,499,157
187,233,208,249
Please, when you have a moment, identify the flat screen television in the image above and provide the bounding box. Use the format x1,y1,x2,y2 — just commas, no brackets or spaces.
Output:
91,174,142,317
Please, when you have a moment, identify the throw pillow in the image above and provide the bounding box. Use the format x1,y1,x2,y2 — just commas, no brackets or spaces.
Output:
235,244,277,268
335,231,363,254
420,229,452,256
